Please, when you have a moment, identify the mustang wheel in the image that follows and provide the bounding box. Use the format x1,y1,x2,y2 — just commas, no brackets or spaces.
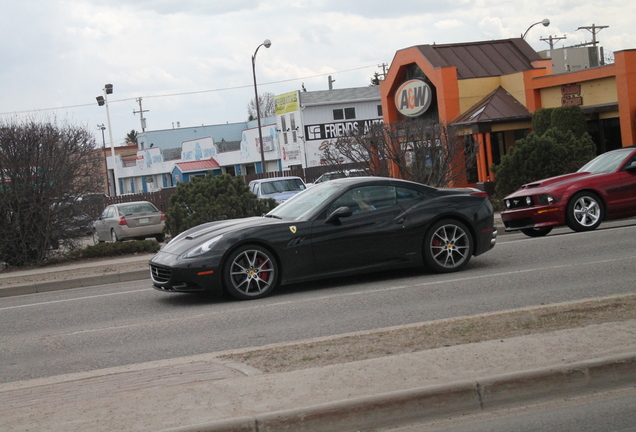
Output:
223,245,278,300
566,192,603,232
424,219,473,273
521,227,553,237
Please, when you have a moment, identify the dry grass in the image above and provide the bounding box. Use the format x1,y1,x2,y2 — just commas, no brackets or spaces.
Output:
219,293,636,373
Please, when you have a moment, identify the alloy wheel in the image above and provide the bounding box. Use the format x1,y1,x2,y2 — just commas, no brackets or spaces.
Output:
572,196,601,227
227,247,276,298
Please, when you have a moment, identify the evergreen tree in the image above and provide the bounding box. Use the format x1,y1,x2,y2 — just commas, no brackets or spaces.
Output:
492,106,596,197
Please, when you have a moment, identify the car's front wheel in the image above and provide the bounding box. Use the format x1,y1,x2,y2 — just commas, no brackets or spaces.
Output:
521,227,553,237
566,192,603,232
423,219,473,273
223,245,278,300
93,230,104,244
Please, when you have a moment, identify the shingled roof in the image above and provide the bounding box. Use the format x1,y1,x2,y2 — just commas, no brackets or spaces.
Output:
162,147,182,161
299,86,380,106
453,86,532,125
415,38,543,79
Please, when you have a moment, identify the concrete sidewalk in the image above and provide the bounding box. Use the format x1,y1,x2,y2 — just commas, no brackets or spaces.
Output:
0,319,635,432
1,254,636,432
0,253,153,297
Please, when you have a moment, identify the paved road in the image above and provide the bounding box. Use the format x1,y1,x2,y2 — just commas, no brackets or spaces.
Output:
1,219,635,384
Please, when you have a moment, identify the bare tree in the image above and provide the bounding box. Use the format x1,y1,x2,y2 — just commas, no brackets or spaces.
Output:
247,91,276,121
320,119,477,188
0,117,103,266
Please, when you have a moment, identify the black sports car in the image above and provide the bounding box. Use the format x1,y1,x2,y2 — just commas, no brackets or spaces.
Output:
150,177,497,300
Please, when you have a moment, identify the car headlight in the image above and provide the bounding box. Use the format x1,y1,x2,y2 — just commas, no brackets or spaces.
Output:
183,235,223,258
505,200,511,209
536,194,557,205
526,196,532,205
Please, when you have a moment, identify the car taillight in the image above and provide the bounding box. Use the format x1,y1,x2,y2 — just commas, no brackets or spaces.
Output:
160,212,166,221
119,216,127,226
470,191,489,197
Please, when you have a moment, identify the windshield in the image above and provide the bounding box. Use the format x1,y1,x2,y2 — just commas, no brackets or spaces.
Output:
578,149,632,174
267,182,342,219
260,178,306,195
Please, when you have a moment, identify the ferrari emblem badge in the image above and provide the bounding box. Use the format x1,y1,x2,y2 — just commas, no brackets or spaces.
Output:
289,226,297,234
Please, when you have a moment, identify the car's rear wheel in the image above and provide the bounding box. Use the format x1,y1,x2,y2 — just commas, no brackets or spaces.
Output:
110,229,119,242
521,227,553,237
223,245,278,300
423,219,473,273
566,191,603,232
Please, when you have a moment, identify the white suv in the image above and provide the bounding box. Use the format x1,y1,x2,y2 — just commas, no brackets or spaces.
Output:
248,176,307,203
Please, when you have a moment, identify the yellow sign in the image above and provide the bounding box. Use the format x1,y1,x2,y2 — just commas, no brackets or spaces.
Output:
289,226,297,234
275,91,299,115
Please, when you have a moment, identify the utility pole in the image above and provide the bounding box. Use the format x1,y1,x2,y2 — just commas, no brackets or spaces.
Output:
540,35,567,50
377,63,388,80
133,97,149,132
576,24,608,47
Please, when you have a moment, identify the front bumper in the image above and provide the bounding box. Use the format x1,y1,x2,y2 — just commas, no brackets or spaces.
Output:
501,205,565,232
149,251,223,294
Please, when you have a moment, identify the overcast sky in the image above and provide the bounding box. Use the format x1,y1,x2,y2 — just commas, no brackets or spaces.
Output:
2,0,634,147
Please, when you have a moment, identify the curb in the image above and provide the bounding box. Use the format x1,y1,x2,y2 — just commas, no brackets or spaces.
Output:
159,353,636,432
0,270,149,298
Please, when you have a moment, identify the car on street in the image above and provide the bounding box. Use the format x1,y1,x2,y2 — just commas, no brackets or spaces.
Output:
150,176,497,300
501,146,636,237
93,201,166,243
249,176,307,203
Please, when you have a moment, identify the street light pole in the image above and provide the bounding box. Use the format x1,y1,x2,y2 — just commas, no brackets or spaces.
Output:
96,84,120,196
97,124,109,195
251,39,272,175
522,18,550,39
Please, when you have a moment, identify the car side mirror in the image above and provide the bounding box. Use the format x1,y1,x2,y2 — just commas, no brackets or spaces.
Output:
325,206,353,224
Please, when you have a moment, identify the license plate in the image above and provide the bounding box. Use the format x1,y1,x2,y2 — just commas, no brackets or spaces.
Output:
139,218,149,224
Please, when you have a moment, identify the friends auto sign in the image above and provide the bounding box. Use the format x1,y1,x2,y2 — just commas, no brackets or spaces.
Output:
395,79,432,117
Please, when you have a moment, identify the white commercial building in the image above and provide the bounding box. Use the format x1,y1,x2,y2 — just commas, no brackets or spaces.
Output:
105,86,382,194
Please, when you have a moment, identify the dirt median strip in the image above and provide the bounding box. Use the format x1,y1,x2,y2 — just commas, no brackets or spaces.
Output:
219,293,636,374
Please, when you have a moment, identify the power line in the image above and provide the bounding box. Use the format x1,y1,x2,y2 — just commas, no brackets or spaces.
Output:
0,64,378,116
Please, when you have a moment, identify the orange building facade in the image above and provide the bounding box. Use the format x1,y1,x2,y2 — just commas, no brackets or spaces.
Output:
379,38,636,187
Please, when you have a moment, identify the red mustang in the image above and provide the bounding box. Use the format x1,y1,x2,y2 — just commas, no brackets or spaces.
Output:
501,146,636,237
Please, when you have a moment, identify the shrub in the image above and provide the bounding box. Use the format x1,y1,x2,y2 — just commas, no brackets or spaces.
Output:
68,240,161,260
164,174,277,236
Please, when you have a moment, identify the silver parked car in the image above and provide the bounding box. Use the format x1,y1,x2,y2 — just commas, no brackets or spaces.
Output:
93,201,166,243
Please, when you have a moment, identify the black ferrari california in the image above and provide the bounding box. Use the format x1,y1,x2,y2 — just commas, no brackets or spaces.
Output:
150,177,497,300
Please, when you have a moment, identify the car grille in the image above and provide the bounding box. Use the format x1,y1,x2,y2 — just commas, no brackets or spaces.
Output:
506,196,533,210
150,264,172,283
